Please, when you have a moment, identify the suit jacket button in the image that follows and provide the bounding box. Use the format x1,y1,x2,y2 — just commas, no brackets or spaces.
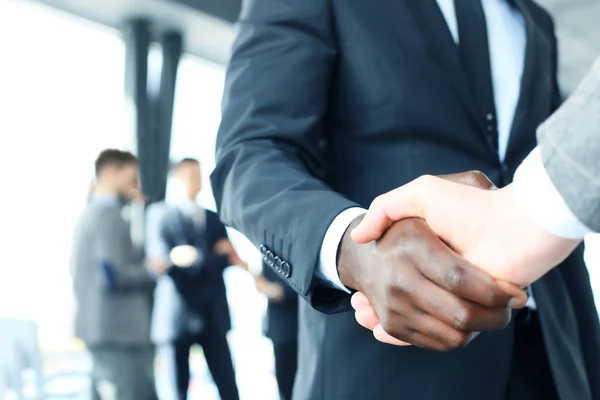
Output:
280,261,291,278
266,251,275,267
260,245,268,262
274,257,282,272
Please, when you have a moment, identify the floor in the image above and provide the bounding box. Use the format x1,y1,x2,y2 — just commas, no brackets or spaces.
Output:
39,268,281,400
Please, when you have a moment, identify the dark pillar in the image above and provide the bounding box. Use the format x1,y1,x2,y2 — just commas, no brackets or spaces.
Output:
123,19,155,196
123,19,151,245
123,21,182,206
154,31,183,202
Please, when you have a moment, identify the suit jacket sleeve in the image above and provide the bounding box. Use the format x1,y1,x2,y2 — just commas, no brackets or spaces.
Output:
537,54,600,396
210,0,360,312
281,275,298,300
538,56,600,232
95,209,154,292
263,264,297,300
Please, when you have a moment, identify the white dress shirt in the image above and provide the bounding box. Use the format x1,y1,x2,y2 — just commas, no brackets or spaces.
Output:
174,197,207,268
169,198,206,333
317,0,537,307
514,147,592,239
176,197,207,230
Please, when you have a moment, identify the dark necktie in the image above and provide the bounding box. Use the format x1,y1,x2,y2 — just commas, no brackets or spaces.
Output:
454,0,498,150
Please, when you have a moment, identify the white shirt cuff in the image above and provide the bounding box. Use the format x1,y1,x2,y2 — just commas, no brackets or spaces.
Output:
315,207,367,293
513,147,592,240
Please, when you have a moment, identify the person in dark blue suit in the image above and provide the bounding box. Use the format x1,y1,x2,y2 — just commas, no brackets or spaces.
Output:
210,0,600,399
146,158,245,400
255,267,298,400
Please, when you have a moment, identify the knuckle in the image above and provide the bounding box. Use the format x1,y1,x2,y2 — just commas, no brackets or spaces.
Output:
389,267,423,300
453,306,474,331
420,318,465,351
492,309,512,329
424,295,445,315
391,239,411,258
446,331,469,350
391,278,412,298
437,339,458,352
402,328,426,348
380,317,405,340
394,218,427,241
483,288,502,307
444,265,467,291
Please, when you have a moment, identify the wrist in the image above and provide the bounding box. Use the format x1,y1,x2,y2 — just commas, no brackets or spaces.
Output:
337,215,367,291
504,185,580,284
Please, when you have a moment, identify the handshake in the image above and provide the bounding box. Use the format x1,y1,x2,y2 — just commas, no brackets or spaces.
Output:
343,171,580,350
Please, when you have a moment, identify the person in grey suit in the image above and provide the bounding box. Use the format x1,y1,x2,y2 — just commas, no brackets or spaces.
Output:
349,55,600,344
71,149,162,400
145,158,245,400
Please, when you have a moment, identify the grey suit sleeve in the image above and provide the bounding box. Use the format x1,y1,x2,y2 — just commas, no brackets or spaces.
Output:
210,0,359,312
96,210,155,291
538,56,600,232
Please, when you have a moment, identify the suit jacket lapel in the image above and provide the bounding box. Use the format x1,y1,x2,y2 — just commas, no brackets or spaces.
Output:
407,0,485,132
505,0,552,160
506,0,536,156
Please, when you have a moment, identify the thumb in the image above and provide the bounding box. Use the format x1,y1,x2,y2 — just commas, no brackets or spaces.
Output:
351,177,430,244
350,206,391,244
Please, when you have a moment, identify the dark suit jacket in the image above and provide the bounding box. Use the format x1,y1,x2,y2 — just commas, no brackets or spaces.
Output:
211,0,600,399
149,204,233,338
263,264,299,345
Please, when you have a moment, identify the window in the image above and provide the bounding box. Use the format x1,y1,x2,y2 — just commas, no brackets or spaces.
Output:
0,0,126,347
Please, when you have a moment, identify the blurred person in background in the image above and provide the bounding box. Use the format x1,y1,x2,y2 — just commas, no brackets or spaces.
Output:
145,158,245,400
70,149,161,400
255,268,298,400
